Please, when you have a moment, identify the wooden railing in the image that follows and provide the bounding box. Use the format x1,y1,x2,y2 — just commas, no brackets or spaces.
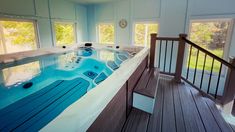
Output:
150,33,235,112
150,34,180,76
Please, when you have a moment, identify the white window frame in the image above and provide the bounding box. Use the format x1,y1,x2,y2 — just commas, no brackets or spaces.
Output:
96,23,115,45
132,21,159,47
53,21,77,47
0,18,40,54
188,18,234,60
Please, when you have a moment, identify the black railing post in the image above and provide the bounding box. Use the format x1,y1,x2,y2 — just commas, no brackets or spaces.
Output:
221,57,235,114
174,34,187,83
150,33,157,68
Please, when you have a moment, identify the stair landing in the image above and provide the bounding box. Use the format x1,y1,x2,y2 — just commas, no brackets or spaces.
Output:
122,74,233,132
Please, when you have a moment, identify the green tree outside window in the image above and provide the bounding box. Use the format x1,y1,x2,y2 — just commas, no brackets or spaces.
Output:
55,22,75,46
134,23,158,47
0,20,37,54
188,21,230,72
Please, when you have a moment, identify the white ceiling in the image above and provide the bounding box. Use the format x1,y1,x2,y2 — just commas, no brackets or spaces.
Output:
67,0,115,4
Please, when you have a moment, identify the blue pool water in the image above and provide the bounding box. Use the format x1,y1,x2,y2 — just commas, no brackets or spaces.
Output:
0,47,134,131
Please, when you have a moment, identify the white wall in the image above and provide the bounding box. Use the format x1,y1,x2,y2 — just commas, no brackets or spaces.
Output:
0,0,88,48
87,0,188,45
87,0,235,58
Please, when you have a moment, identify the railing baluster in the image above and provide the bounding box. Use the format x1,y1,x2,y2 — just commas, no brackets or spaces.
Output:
215,63,222,98
164,40,168,72
158,40,162,68
207,58,215,94
186,45,192,80
193,49,199,84
200,54,207,89
169,40,174,73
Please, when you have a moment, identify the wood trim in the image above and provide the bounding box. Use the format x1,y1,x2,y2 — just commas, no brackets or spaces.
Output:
221,57,235,105
159,71,175,76
156,37,179,41
150,33,157,68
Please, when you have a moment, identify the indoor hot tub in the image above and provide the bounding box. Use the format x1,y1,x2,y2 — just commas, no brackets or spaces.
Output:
0,44,149,131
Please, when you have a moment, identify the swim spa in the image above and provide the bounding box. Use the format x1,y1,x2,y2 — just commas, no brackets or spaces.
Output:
0,44,148,131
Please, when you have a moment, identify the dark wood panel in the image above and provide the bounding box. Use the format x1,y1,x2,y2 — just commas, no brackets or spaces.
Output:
128,56,148,91
127,56,148,114
122,108,150,132
88,83,127,132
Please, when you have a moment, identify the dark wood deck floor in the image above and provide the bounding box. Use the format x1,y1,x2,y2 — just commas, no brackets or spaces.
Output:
122,74,234,132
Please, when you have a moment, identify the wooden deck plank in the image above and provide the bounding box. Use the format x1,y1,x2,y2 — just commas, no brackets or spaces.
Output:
122,108,150,132
147,74,164,132
189,87,221,132
172,80,186,132
229,124,235,132
178,83,205,132
204,98,234,132
161,76,176,132
134,69,153,97
143,68,159,98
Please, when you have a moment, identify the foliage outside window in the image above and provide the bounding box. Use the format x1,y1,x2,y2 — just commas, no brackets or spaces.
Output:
98,24,115,44
134,23,158,47
54,22,75,46
188,20,231,72
0,20,37,55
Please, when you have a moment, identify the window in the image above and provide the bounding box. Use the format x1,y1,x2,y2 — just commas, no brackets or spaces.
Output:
188,19,233,71
0,20,38,55
54,22,76,46
97,23,115,44
134,23,158,47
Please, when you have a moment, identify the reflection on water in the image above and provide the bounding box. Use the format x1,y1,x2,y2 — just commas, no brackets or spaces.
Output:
99,50,115,61
57,52,77,69
2,61,40,87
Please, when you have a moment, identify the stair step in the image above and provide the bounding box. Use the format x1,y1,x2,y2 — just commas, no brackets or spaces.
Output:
133,68,160,114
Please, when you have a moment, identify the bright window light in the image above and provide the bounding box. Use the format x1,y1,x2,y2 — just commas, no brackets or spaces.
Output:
0,20,38,55
98,23,115,44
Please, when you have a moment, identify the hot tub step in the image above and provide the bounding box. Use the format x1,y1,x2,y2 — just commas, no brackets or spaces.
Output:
133,68,159,114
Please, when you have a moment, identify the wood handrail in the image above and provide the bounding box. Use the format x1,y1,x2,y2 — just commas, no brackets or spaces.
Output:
156,37,179,41
183,37,235,69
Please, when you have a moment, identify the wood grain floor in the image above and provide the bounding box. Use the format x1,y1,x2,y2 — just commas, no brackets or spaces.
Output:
122,74,233,132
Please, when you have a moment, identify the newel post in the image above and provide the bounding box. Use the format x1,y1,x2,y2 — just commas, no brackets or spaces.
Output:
174,34,187,83
150,33,157,68
221,57,235,115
